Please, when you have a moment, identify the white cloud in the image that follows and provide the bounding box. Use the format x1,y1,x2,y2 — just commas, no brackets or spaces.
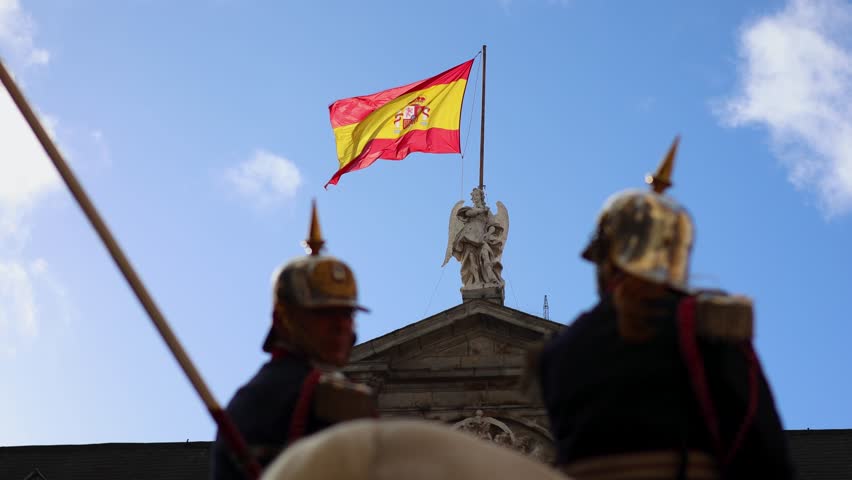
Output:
719,0,852,216
0,89,61,283
0,86,60,354
224,150,303,207
0,0,49,66
27,47,48,65
0,258,73,357
0,2,70,356
0,85,60,239
0,260,38,355
0,0,58,214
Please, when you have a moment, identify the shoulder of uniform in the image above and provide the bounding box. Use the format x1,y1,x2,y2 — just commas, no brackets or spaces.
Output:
313,372,376,422
692,291,754,341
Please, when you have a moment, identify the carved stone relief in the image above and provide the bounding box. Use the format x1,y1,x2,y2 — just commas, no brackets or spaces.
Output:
451,410,554,463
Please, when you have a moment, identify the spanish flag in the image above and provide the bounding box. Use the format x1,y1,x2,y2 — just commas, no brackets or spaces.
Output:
326,58,475,187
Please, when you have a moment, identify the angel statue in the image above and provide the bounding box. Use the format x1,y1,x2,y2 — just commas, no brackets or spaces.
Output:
442,187,509,291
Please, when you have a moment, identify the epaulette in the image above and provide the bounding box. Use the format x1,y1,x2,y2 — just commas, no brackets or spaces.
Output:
693,292,754,341
313,372,376,422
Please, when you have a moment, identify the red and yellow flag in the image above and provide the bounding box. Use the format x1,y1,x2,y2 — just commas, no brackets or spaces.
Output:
326,59,474,187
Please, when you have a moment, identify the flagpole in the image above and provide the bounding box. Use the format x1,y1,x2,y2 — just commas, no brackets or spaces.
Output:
0,59,262,480
479,44,486,191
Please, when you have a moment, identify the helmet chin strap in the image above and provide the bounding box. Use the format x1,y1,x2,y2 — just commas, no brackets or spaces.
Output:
596,261,623,297
273,305,323,360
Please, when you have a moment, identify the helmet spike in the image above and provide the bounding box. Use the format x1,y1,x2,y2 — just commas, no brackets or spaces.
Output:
303,199,325,256
645,135,680,194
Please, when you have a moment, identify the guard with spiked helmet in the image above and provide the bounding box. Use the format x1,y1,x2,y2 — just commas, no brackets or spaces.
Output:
211,201,375,480
535,138,795,479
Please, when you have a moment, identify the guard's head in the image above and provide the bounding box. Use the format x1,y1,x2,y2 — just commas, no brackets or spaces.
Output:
262,201,368,366
581,137,694,294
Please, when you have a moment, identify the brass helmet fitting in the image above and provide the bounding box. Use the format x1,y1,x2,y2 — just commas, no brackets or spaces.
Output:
581,137,694,291
262,201,368,352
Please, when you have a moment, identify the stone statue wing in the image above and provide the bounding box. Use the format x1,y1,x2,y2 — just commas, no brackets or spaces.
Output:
490,201,510,257
442,200,465,267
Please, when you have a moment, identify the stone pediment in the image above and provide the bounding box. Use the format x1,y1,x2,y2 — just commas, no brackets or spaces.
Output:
348,299,562,366
344,299,563,464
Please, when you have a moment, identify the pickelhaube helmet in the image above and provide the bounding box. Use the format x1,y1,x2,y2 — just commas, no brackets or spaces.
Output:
262,201,368,352
581,137,694,291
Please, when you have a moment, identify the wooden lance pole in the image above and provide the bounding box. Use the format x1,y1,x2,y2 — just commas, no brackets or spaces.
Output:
0,59,262,479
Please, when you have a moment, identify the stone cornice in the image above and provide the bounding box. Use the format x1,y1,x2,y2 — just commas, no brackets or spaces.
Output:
350,300,562,362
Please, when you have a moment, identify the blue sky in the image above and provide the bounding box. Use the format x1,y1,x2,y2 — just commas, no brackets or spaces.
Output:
2,0,852,446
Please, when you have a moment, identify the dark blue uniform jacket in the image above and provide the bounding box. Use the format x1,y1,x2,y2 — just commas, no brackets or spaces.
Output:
210,355,330,480
539,295,794,479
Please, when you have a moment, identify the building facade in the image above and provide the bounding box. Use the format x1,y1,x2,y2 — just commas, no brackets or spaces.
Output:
344,298,561,463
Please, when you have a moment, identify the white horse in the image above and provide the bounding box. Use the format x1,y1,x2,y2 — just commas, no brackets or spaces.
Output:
262,419,571,480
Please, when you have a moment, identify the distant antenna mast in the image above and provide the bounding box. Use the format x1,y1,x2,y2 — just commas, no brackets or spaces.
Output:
543,295,550,320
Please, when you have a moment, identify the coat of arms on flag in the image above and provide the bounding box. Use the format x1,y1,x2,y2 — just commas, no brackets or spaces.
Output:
394,96,431,134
